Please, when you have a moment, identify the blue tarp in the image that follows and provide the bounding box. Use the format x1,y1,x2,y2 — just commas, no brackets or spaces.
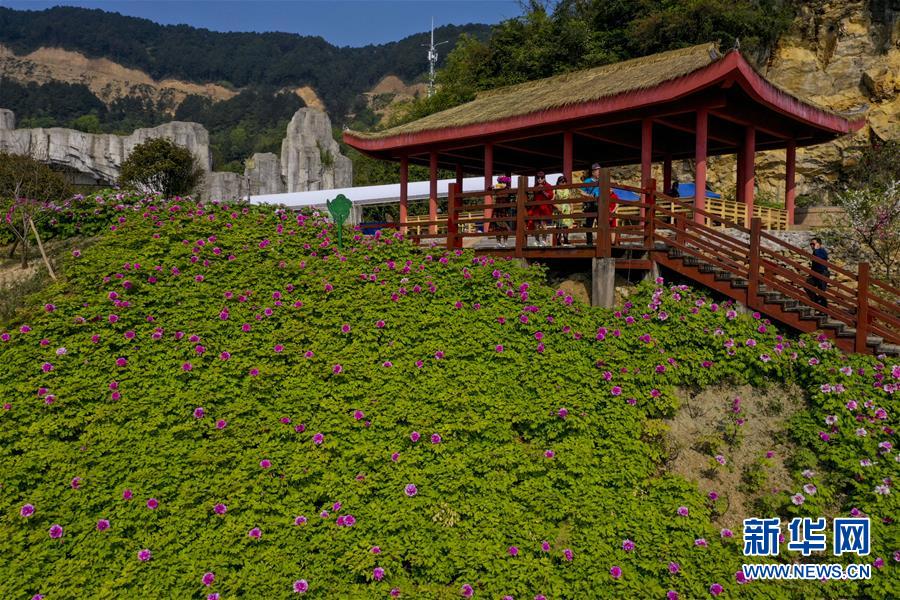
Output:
612,187,640,201
671,182,721,199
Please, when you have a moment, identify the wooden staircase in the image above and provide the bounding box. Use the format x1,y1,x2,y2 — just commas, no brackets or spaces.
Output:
656,244,899,356
651,195,900,357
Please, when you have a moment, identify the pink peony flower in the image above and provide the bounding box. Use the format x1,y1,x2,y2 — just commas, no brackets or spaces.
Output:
610,565,622,579
405,483,417,497
202,572,215,586
248,527,262,539
137,549,151,561
677,506,689,517
96,519,110,531
293,579,309,593
214,503,227,515
146,498,158,509
20,504,35,518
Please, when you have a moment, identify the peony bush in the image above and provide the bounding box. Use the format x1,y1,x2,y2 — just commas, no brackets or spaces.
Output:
0,195,896,598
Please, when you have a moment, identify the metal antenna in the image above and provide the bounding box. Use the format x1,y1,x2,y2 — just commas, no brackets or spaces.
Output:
423,17,448,97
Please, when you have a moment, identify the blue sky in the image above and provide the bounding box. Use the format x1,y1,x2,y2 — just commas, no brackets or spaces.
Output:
1,1,521,46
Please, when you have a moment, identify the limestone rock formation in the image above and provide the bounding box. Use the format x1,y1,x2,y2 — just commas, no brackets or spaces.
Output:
245,152,285,196
280,108,352,192
0,107,352,200
0,119,212,186
0,108,14,130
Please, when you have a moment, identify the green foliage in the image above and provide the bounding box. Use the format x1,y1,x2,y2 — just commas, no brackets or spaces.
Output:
396,0,794,124
119,139,204,199
824,181,900,287
0,6,489,117
842,140,900,192
0,194,896,597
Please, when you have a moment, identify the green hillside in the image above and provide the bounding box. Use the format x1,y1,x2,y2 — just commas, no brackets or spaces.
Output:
0,194,896,597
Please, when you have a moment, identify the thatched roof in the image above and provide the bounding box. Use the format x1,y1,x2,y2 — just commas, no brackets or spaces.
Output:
349,43,723,140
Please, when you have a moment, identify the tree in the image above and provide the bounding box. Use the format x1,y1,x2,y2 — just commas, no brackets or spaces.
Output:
0,152,72,271
826,181,900,288
119,138,204,198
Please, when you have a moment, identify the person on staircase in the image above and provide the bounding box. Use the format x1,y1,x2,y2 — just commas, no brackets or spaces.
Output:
806,237,830,310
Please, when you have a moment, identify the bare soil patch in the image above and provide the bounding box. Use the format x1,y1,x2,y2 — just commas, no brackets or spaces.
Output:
666,384,804,530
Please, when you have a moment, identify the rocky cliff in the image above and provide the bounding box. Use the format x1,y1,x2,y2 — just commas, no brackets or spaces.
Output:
692,0,898,202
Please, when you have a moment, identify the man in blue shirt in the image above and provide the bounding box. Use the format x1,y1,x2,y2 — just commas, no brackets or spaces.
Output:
581,163,618,246
806,237,830,309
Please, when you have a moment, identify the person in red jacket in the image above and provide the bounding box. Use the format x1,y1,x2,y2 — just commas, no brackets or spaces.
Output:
528,171,554,246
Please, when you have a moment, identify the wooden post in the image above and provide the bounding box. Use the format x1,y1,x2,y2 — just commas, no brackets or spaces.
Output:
641,118,652,221
399,156,408,235
743,126,756,226
645,178,656,250
29,217,56,280
663,155,672,196
484,143,494,224
563,131,573,181
429,151,438,235
515,176,527,257
855,262,870,353
785,139,796,228
748,217,761,309
695,108,708,225
447,183,458,250
597,168,611,258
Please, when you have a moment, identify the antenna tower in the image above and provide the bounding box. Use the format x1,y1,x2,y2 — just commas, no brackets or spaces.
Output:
424,18,448,97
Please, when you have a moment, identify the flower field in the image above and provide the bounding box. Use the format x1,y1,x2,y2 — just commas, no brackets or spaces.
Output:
0,194,896,598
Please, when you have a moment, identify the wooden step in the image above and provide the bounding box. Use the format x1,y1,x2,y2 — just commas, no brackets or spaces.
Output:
877,343,900,356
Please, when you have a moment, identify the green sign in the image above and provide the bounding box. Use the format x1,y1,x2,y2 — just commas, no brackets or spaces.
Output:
326,194,352,250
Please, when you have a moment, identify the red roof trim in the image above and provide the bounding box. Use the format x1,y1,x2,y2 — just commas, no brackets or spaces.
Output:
344,51,863,154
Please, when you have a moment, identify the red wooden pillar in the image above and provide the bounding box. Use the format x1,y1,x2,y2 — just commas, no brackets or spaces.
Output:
563,131,573,181
399,155,408,235
855,262,870,353
447,183,459,250
785,139,796,228
742,126,756,225
484,143,494,224
429,151,438,235
694,108,708,224
455,163,463,190
736,147,745,205
641,119,652,220
663,154,672,196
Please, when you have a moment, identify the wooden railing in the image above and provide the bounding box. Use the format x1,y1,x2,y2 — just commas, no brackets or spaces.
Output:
652,193,900,352
373,171,898,352
397,190,788,234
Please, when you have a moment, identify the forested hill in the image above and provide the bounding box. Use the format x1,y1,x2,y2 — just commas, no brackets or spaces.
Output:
0,6,489,118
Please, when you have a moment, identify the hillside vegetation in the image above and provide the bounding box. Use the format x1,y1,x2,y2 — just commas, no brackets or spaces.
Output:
0,194,896,598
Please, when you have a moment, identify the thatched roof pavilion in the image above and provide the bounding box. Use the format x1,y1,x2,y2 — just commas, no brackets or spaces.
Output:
344,43,864,227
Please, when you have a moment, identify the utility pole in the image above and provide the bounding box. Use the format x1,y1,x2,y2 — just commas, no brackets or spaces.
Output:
424,18,448,98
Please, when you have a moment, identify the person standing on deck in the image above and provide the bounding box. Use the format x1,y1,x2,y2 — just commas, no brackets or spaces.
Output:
529,171,554,246
806,237,830,309
554,175,574,245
